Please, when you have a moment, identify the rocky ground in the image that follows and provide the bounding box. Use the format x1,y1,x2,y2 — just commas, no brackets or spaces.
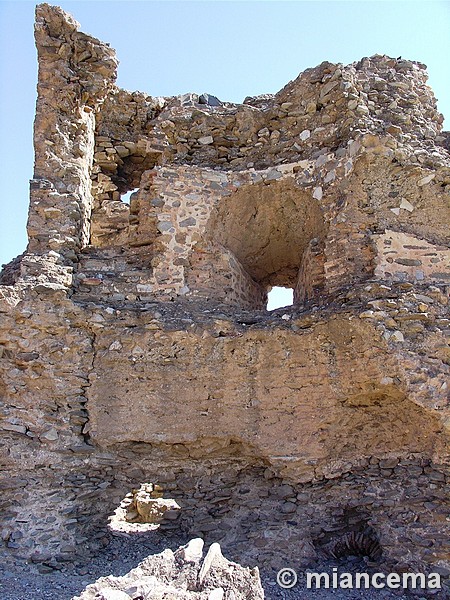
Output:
0,530,439,600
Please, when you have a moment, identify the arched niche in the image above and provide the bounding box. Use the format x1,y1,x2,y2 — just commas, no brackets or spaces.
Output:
195,178,327,309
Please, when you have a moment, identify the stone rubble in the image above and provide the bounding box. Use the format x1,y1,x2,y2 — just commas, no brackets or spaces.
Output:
72,538,264,600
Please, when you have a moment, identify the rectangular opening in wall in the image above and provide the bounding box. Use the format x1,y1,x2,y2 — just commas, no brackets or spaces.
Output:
267,287,293,311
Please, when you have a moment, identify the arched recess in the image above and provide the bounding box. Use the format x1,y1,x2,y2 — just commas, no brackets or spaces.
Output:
193,178,327,309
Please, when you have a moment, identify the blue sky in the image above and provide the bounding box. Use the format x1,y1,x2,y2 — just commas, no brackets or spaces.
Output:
1,0,449,275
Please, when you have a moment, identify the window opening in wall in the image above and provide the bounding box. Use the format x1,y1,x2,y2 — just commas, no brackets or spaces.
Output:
267,287,294,311
108,482,181,534
121,188,139,205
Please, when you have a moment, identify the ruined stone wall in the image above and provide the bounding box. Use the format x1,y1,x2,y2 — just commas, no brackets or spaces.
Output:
294,238,325,304
374,230,450,282
45,23,449,310
28,5,117,261
1,3,449,592
1,284,449,576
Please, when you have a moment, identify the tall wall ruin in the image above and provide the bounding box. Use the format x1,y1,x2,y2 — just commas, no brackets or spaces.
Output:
0,3,449,590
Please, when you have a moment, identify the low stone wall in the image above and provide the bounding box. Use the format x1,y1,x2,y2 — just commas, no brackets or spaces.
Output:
1,445,449,579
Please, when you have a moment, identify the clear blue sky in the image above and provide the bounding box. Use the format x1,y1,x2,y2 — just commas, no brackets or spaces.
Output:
1,1,449,270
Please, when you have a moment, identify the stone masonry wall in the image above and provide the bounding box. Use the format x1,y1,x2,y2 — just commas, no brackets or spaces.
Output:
0,4,449,593
1,276,449,583
29,5,117,261
374,230,450,283
294,237,325,304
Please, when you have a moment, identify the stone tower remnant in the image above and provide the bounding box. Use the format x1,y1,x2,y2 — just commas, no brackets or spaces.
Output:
0,3,449,585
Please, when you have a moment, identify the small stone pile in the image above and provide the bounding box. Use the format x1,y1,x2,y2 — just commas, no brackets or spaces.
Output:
72,538,264,600
107,483,181,535
125,483,181,524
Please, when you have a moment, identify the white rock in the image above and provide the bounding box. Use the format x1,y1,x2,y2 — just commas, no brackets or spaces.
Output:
178,538,204,563
209,589,225,600
417,173,435,186
313,186,323,201
391,331,404,342
299,129,311,141
109,341,123,351
400,198,414,212
199,543,223,584
198,135,214,145
356,104,370,115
